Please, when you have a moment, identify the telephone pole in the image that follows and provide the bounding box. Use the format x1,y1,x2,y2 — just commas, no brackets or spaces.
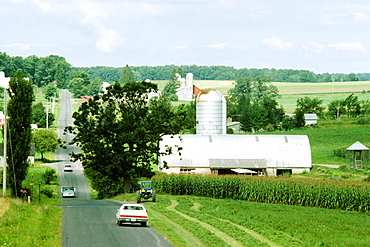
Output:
0,72,9,198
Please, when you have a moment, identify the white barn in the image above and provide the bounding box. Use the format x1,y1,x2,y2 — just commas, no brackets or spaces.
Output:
158,134,312,176
158,88,312,176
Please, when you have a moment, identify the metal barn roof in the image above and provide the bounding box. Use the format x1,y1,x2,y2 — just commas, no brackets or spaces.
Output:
159,135,311,169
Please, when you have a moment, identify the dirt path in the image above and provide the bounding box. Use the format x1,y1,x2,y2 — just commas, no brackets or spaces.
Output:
0,198,10,217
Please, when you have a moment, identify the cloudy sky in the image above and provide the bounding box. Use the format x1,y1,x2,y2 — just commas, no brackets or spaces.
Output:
1,0,369,73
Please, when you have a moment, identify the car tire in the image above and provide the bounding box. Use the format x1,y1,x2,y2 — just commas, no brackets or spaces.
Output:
141,222,147,227
117,220,121,226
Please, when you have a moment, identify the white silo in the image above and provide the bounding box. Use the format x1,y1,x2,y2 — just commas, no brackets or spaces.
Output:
196,89,226,135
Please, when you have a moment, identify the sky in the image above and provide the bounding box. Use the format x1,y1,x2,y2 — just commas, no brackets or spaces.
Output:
1,0,370,74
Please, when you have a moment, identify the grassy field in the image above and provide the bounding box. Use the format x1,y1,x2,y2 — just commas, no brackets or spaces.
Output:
114,193,370,247
154,80,370,113
0,166,62,246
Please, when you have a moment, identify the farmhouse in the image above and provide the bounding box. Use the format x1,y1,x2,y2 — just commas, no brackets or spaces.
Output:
158,89,312,176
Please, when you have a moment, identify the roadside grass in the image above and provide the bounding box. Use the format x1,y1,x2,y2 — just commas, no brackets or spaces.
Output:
0,166,62,246
113,194,370,247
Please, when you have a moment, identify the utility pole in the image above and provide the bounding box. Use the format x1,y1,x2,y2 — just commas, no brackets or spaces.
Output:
0,72,9,199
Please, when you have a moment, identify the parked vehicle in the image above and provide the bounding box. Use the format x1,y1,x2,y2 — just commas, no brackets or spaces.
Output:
64,164,73,172
116,203,148,227
61,187,75,198
136,181,156,203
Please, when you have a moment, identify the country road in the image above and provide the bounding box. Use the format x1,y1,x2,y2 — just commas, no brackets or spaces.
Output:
55,90,173,247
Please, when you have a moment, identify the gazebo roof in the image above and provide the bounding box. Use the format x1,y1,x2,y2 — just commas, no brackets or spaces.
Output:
347,141,369,151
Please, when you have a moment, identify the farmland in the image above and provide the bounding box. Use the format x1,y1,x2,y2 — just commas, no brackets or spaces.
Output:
155,79,370,113
114,193,370,247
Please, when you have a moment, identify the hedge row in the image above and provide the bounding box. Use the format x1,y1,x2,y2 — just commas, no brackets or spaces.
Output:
152,174,370,212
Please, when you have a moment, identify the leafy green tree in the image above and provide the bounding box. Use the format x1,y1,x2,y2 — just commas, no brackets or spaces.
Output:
175,101,196,133
294,110,306,128
32,129,59,161
68,78,88,97
70,70,90,85
31,102,55,128
296,97,325,116
88,77,103,95
119,65,135,84
7,71,34,197
42,168,57,185
67,81,186,198
327,99,346,119
360,100,370,117
163,68,183,97
343,94,361,118
281,115,296,131
229,77,252,99
44,84,58,100
54,61,70,88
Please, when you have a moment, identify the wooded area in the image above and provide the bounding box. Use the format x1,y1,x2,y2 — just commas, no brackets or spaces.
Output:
1,52,369,86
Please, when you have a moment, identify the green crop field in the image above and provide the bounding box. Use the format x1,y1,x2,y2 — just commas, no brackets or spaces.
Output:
154,80,370,113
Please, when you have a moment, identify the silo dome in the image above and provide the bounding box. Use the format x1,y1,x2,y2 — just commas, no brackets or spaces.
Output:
196,90,226,135
196,89,223,102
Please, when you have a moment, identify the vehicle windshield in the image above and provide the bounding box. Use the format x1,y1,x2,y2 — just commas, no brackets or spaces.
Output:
141,182,151,188
123,205,143,210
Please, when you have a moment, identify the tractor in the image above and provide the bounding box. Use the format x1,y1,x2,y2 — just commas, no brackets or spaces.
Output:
136,181,156,203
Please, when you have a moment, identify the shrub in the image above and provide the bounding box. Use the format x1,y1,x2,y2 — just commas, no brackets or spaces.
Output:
226,128,234,134
41,188,53,198
333,148,346,158
42,168,57,185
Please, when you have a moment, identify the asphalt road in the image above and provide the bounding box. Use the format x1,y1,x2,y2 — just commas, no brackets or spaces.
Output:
55,90,173,247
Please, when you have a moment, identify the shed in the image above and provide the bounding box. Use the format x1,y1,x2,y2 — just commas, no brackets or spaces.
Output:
304,114,318,125
159,135,312,176
346,141,369,169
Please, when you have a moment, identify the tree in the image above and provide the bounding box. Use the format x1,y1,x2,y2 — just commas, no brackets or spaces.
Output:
68,78,88,97
119,65,135,84
229,76,252,99
44,83,58,100
7,71,34,197
175,101,197,133
327,99,346,119
31,102,55,128
296,97,325,116
163,68,183,97
54,61,70,88
67,81,186,199
343,94,360,118
32,129,59,161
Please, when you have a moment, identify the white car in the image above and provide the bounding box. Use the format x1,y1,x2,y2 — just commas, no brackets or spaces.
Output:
64,164,73,172
116,204,148,227
61,187,75,198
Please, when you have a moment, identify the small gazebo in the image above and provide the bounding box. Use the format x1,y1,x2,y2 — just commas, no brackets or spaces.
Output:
346,141,369,169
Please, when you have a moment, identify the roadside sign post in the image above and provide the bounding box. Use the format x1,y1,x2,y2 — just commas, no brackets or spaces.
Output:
37,182,42,203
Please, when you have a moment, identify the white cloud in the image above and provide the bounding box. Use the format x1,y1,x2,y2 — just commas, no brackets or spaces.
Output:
95,25,123,53
3,43,32,51
202,43,229,49
262,37,294,50
303,41,366,53
32,0,51,13
328,42,366,51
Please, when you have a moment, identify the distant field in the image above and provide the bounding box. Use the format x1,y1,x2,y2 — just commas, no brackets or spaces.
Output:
154,80,370,113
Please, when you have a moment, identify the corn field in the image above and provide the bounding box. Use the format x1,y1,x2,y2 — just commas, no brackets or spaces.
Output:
152,174,370,212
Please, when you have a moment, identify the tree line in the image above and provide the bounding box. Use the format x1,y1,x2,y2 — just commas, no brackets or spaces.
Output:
75,65,370,83
1,52,369,87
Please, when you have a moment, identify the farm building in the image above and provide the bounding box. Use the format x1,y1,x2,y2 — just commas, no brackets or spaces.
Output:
285,113,318,126
158,134,311,176
158,89,312,176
